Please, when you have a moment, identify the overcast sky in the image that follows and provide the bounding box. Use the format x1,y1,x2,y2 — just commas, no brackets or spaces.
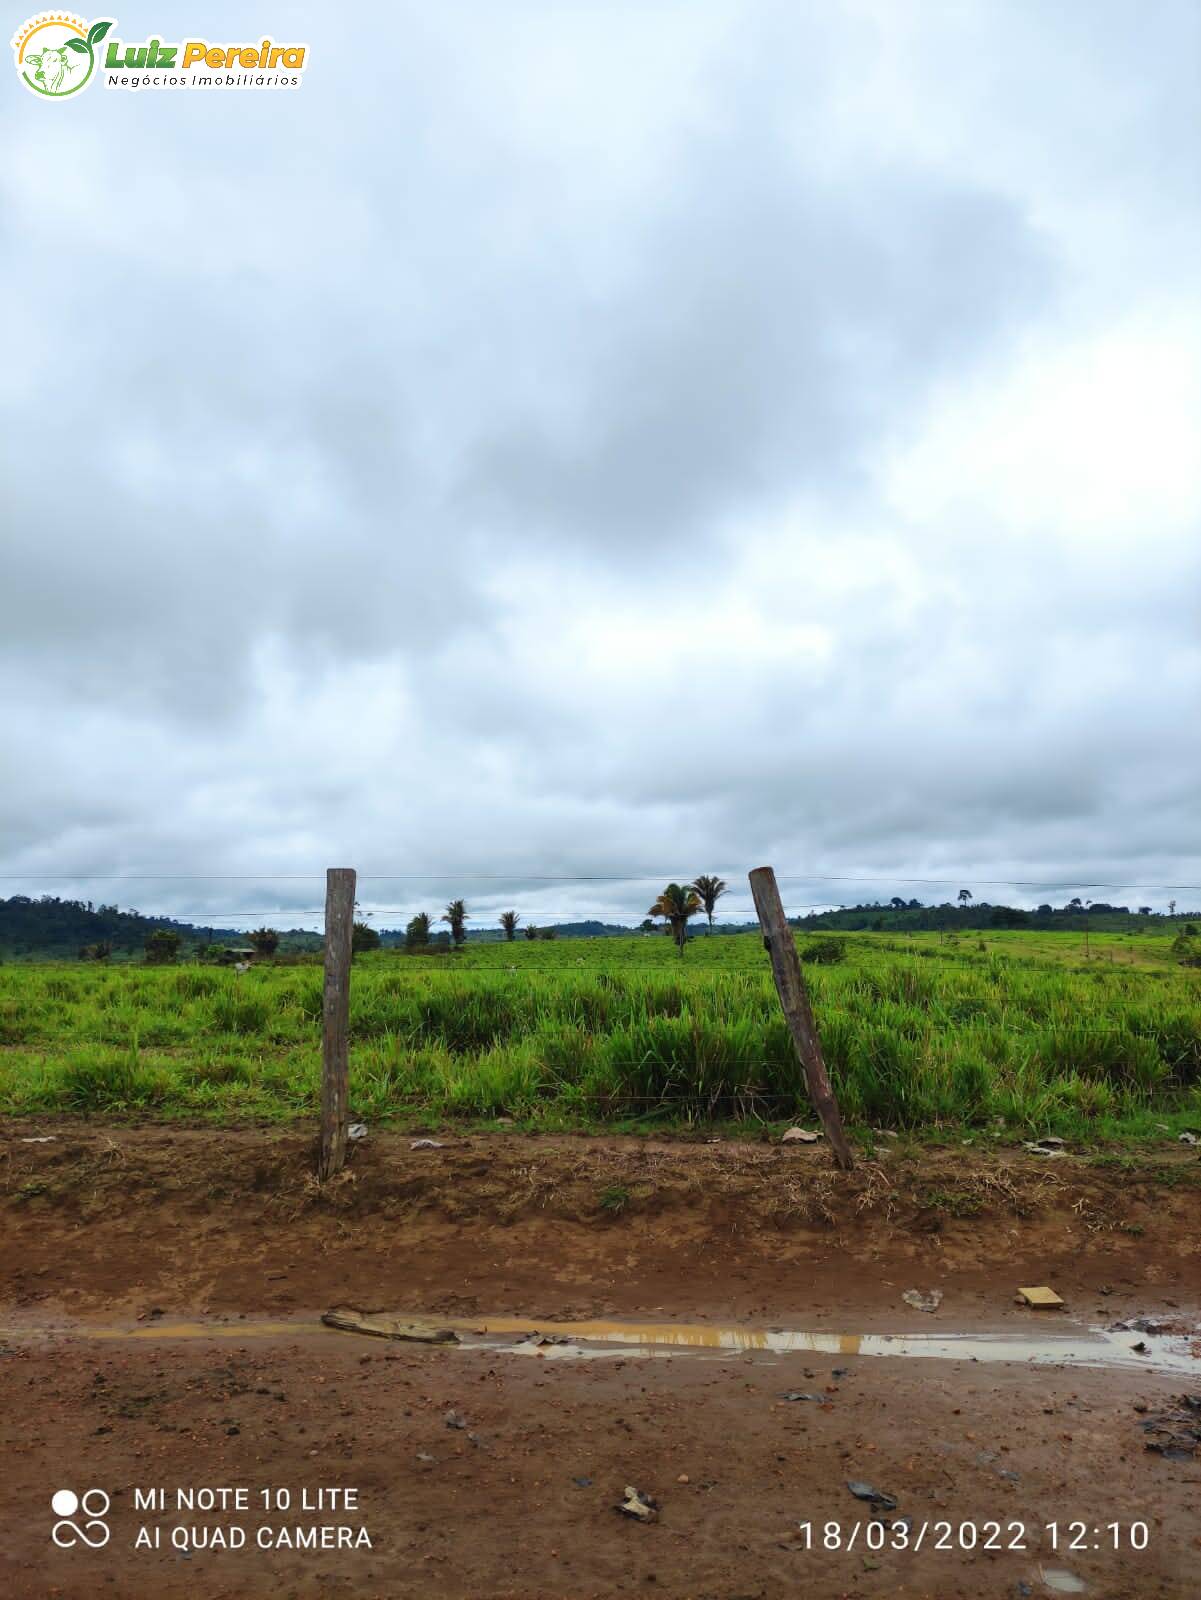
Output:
2,0,1198,929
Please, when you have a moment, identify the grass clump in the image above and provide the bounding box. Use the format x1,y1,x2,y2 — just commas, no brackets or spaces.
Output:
0,929,1196,1138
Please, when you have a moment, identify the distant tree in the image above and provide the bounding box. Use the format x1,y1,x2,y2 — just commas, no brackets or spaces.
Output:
144,929,181,965
1169,899,1177,917
79,940,112,962
352,921,381,954
990,906,1030,928
405,912,432,949
524,923,539,940
1067,897,1084,911
1037,904,1053,916
689,875,727,934
1138,906,1152,917
443,900,468,948
538,926,558,940
958,888,972,906
249,926,279,957
649,883,701,955
639,918,656,933
500,910,520,941
890,896,906,910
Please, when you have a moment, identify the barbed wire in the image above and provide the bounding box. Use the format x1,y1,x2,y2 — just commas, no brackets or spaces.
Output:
3,872,1199,892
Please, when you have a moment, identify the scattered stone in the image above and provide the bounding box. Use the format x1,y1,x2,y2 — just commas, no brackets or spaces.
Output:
410,1137,445,1150
846,1481,898,1511
1111,1316,1169,1335
902,1288,943,1314
1179,1132,1199,1146
676,1473,689,1484
781,1127,821,1144
616,1485,659,1523
348,1123,368,1141
779,1391,825,1402
573,1476,592,1488
1039,1567,1086,1593
1023,1139,1068,1158
1141,1395,1201,1459
444,1410,468,1430
18,1136,56,1143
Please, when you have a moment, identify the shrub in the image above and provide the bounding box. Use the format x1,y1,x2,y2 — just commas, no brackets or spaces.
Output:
801,937,847,965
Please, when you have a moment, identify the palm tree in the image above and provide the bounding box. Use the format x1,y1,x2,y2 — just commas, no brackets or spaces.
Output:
648,883,701,955
405,912,432,949
690,874,727,934
443,899,468,948
958,888,972,907
499,910,520,941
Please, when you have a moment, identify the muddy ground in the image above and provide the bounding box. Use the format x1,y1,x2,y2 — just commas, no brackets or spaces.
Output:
1,1120,1199,1598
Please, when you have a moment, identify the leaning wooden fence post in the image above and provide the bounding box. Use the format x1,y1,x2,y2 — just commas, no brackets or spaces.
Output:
749,865,855,1171
318,867,356,1180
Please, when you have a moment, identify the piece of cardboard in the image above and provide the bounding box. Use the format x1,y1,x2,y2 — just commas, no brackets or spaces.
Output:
1016,1285,1064,1308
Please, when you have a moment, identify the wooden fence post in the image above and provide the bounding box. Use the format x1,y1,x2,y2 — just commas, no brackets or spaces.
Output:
318,867,356,1180
749,865,855,1171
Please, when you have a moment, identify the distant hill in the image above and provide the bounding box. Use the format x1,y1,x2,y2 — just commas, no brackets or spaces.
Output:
785,900,1194,934
0,896,321,960
2,892,1192,960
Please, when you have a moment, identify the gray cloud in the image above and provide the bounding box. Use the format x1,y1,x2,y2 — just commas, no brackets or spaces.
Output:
1,1,1198,923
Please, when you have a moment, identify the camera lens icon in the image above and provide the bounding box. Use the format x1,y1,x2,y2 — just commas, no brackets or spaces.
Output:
51,1488,110,1548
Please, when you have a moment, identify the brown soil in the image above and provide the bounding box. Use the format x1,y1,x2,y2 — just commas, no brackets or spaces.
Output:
2,1120,1199,1598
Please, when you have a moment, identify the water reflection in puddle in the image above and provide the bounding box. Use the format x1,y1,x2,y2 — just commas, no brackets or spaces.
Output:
460,1315,1199,1375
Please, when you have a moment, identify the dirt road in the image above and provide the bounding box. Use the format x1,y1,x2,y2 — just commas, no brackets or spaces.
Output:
2,1121,1198,1598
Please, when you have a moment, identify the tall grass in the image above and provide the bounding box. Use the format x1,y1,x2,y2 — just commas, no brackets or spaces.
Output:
0,931,1197,1134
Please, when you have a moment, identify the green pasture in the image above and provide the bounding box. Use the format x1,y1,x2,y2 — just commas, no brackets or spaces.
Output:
0,930,1198,1139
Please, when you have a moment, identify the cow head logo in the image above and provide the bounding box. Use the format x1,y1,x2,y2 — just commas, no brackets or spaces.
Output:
12,14,113,97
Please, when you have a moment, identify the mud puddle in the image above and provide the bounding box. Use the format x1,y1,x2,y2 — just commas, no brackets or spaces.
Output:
466,1314,1200,1374
3,1311,1197,1375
